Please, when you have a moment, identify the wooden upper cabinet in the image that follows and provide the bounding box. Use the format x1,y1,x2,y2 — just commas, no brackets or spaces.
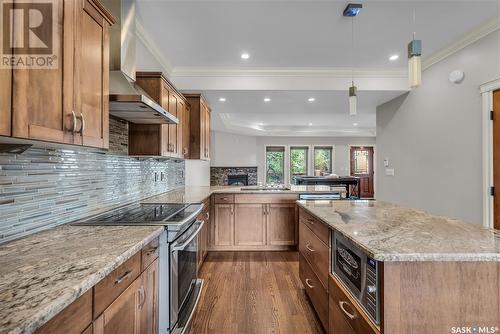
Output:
11,0,114,148
12,0,75,144
184,94,211,160
73,0,112,149
182,104,191,158
131,71,187,158
0,68,11,136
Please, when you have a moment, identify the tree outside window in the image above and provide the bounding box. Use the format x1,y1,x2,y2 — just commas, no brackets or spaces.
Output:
314,146,333,175
290,146,308,184
266,146,285,184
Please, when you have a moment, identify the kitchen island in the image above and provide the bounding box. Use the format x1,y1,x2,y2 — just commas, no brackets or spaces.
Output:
297,200,500,334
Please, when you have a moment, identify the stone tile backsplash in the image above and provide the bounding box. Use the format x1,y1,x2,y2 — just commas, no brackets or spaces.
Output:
0,147,184,243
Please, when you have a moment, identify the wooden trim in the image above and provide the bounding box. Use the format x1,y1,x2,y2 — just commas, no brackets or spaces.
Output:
136,71,188,103
234,193,298,204
88,0,116,25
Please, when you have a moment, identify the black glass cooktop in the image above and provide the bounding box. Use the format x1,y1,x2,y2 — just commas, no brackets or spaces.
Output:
74,203,201,225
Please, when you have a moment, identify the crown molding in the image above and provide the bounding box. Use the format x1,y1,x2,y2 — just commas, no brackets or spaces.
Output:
171,67,407,79
423,14,500,70
136,20,173,75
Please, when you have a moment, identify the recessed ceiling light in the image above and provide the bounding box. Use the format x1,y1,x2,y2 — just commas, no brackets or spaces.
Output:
258,122,265,126
264,97,271,102
219,97,226,102
241,53,250,60
389,54,399,61
308,97,315,102
353,122,359,126
308,122,313,126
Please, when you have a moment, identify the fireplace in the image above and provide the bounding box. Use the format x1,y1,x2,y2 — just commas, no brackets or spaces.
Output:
228,174,248,186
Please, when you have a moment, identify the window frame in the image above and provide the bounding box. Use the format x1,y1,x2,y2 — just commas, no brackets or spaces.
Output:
265,145,286,184
313,146,334,175
289,146,309,183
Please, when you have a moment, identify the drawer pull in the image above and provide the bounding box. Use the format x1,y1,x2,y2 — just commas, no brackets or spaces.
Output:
146,247,158,256
339,301,357,320
305,278,314,289
307,218,315,224
306,244,315,252
114,270,132,285
138,286,146,309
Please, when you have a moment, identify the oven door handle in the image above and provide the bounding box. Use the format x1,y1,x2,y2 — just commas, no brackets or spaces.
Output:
172,221,205,251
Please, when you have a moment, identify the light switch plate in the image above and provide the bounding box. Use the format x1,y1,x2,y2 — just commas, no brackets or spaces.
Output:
385,168,395,176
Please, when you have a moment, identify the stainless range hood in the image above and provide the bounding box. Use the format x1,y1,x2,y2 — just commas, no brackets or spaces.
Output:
103,0,178,124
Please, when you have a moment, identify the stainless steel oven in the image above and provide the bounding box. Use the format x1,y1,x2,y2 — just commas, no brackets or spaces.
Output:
169,220,204,334
333,231,380,325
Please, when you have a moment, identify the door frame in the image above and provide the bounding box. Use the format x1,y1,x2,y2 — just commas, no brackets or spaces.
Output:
480,77,500,228
348,144,376,198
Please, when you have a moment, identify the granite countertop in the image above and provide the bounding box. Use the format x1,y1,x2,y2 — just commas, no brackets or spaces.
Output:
0,225,164,334
297,200,500,262
142,185,346,204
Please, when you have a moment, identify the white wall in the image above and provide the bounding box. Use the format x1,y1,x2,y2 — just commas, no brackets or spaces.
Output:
255,136,376,185
185,160,210,186
210,131,258,166
376,30,500,225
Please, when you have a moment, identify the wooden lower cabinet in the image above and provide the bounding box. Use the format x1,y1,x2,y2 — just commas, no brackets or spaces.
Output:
94,278,141,334
139,259,159,334
197,202,210,270
234,204,266,246
267,203,296,245
214,204,234,246
299,253,328,330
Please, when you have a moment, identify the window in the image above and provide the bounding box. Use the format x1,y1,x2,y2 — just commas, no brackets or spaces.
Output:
314,146,333,175
266,146,285,184
290,146,308,184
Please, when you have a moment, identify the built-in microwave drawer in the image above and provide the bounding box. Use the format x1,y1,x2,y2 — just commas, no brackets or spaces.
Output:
299,221,329,290
329,273,380,334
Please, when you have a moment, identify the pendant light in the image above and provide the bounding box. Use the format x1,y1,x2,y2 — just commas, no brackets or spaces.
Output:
343,4,362,116
408,9,422,88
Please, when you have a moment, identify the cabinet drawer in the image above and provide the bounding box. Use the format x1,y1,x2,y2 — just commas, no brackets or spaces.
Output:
36,290,92,334
213,194,234,204
299,209,330,246
234,193,297,204
94,252,141,318
141,237,159,271
299,221,329,290
329,274,379,334
299,253,328,330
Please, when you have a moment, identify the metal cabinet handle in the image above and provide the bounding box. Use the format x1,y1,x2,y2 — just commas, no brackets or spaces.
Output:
138,286,146,309
306,244,315,252
205,212,210,220
146,247,158,256
305,278,314,289
339,301,357,320
114,270,131,285
307,218,315,225
70,111,77,133
183,147,188,155
77,112,85,134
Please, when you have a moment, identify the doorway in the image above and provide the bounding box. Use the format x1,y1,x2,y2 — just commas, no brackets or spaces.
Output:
350,146,374,198
493,90,500,229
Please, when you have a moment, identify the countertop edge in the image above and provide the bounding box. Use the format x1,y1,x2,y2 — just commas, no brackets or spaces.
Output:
15,227,165,334
296,202,500,263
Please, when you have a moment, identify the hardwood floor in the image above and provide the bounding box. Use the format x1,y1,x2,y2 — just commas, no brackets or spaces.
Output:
189,251,325,334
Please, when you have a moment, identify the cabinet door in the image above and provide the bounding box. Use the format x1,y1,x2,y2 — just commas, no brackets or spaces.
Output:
0,68,11,136
199,102,206,159
214,204,234,246
74,0,110,148
267,204,296,246
329,296,356,334
12,0,75,144
182,104,190,158
94,278,140,334
204,107,211,159
139,259,159,334
234,204,266,246
177,99,185,158
168,92,178,156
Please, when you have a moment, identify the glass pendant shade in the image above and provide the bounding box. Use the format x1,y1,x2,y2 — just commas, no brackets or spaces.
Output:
408,39,422,88
349,85,357,116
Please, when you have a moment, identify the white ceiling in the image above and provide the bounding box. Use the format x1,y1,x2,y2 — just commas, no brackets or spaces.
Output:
202,90,405,136
135,1,500,136
136,0,499,69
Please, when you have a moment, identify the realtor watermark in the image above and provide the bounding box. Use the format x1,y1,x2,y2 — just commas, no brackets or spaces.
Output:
451,326,500,334
0,0,59,69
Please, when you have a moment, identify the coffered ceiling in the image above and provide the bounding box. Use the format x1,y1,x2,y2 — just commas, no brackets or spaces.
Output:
135,0,500,136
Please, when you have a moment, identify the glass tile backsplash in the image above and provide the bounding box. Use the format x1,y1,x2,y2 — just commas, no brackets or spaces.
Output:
0,147,184,243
